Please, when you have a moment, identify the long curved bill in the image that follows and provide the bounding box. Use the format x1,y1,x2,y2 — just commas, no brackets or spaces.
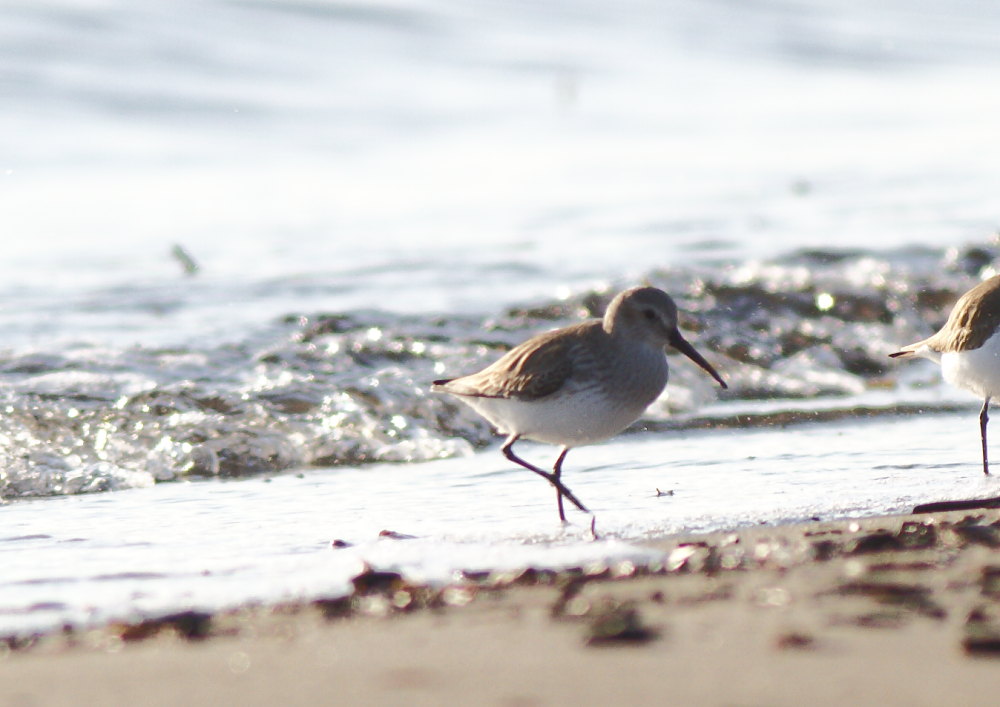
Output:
668,329,727,389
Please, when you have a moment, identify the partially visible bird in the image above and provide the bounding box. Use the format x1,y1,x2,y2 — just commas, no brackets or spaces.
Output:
891,274,1000,476
432,286,727,522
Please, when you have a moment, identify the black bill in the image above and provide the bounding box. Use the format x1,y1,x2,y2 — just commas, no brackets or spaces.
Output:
668,329,728,389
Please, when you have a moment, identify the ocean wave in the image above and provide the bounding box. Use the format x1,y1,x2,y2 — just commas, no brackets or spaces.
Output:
0,241,993,499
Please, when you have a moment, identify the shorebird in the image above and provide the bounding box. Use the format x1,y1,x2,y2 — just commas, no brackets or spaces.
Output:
432,286,727,522
890,274,1000,479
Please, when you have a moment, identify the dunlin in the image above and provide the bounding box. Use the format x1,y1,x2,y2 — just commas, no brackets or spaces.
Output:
890,274,1000,477
433,286,727,522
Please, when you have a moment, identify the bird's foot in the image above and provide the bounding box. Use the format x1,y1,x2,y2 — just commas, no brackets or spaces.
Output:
589,515,600,542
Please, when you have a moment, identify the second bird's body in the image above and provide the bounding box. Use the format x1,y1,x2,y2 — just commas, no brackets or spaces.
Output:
892,274,1000,476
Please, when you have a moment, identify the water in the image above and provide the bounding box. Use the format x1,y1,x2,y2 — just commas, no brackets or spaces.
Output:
4,410,998,636
2,0,1000,636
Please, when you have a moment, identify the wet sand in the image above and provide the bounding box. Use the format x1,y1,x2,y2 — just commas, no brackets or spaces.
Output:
6,510,1000,706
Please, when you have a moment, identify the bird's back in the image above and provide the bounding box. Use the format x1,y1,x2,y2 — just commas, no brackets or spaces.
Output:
433,321,601,401
894,275,1000,357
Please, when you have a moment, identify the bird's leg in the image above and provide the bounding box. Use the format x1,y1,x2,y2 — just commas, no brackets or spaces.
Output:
913,399,1000,511
981,397,991,476
553,447,570,523
501,436,589,517
914,398,1000,512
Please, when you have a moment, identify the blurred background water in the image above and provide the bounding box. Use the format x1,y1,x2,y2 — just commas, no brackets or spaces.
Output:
2,0,1000,635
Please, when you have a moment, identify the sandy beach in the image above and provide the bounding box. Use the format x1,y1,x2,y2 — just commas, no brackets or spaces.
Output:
6,508,1000,707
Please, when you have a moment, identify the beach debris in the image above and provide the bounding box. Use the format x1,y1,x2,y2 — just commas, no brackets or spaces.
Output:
848,612,908,630
584,599,658,646
378,529,417,540
0,634,39,653
550,576,590,618
354,594,393,617
954,524,1000,548
775,631,816,650
350,566,404,594
810,539,839,561
837,520,959,556
896,520,938,550
980,566,1000,598
865,560,939,573
675,584,735,606
748,538,800,569
313,597,352,620
486,567,562,587
666,543,705,572
847,531,904,554
609,560,638,579
439,586,477,607
112,610,213,643
832,580,945,620
338,565,482,617
714,543,745,571
963,606,1000,656
458,569,492,583
914,496,1000,514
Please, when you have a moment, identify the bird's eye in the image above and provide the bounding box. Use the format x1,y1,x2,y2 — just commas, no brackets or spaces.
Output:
643,309,656,321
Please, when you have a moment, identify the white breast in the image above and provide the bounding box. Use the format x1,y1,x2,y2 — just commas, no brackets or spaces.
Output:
941,330,1000,399
458,385,654,446
460,348,668,447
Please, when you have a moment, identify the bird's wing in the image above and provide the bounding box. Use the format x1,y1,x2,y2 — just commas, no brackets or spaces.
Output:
891,276,1000,357
434,323,596,401
931,275,1000,352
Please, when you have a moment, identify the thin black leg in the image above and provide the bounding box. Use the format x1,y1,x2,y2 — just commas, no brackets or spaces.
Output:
553,446,570,523
501,435,589,518
981,397,991,476
911,396,1000,512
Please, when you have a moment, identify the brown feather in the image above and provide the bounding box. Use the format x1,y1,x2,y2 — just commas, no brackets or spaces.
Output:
896,275,1000,355
433,322,606,401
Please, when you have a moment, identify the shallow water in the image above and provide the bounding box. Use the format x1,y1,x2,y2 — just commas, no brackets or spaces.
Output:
4,407,998,636
2,0,1000,636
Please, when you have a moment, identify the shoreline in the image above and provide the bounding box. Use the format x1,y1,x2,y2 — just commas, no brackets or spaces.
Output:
6,509,1000,705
